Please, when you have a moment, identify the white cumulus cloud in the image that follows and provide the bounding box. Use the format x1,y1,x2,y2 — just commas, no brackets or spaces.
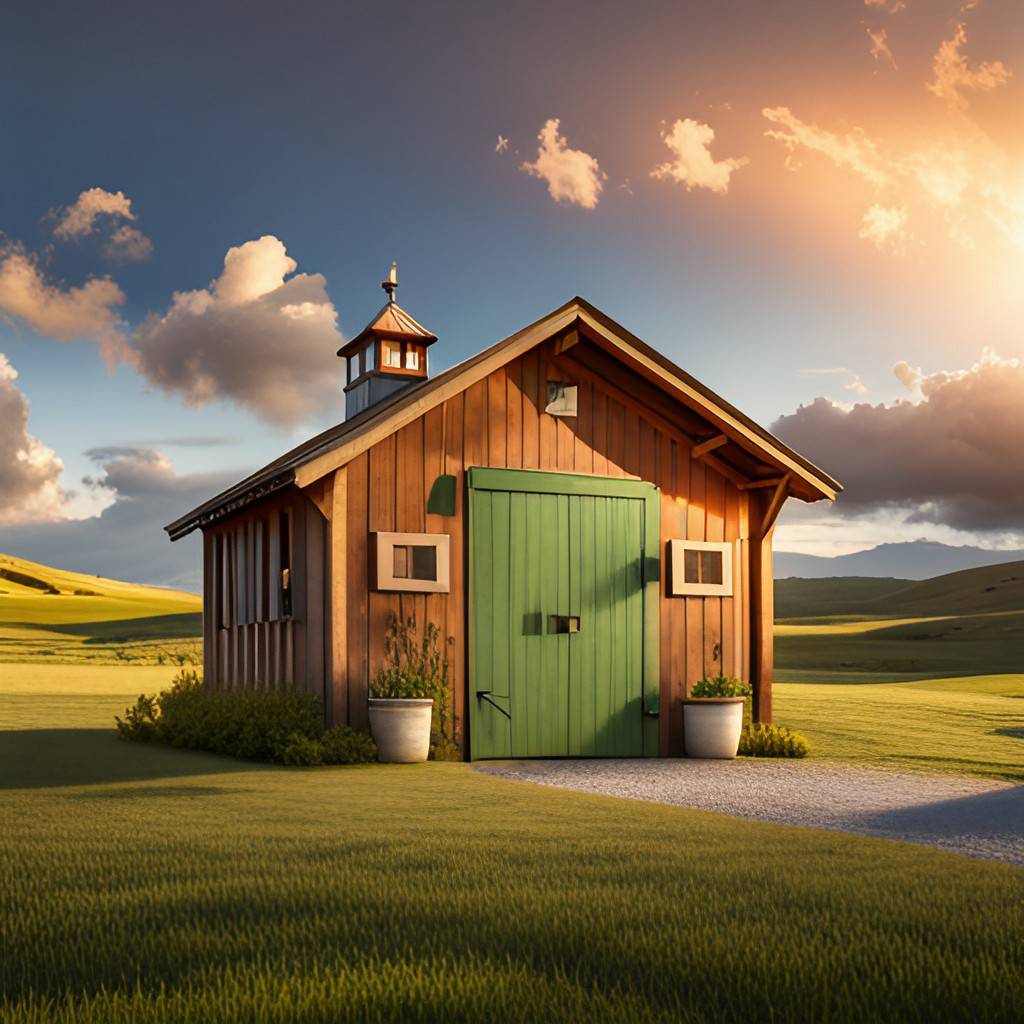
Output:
521,119,605,209
131,236,344,429
0,245,127,364
650,118,748,195
0,354,69,525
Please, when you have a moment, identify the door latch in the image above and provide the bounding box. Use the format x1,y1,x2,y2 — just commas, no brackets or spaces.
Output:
548,615,580,634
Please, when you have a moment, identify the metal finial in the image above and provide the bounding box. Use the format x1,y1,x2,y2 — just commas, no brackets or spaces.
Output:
381,261,398,303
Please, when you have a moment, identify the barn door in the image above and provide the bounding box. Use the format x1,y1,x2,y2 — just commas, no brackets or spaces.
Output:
469,469,657,760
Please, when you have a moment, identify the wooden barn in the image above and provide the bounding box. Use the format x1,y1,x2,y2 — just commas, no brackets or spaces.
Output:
166,274,840,759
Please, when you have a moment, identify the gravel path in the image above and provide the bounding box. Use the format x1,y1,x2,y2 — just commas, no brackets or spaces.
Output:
477,759,1024,866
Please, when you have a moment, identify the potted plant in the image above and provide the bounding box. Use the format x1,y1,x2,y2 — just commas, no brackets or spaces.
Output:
682,674,752,759
369,614,451,763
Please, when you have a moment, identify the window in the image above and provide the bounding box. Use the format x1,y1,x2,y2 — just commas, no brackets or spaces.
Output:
375,532,450,593
381,340,403,368
404,345,421,371
669,540,733,596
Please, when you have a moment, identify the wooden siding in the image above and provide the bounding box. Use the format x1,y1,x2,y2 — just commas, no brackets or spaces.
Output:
201,486,328,702
331,335,758,757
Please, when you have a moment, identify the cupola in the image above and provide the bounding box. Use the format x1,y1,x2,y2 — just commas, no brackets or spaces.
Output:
338,263,437,419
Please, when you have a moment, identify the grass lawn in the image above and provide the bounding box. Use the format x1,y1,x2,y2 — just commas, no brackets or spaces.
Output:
775,675,1024,783
2,671,1023,1023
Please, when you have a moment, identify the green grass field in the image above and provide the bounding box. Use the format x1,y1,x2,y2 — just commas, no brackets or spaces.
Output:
2,687,1022,1024
0,554,201,666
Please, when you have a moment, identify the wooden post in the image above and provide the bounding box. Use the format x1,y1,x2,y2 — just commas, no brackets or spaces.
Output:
330,468,348,727
748,474,790,723
202,529,215,688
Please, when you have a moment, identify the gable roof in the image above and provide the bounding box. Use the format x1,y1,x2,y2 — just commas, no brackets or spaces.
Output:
165,296,840,541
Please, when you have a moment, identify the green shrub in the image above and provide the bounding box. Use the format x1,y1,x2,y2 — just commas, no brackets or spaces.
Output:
278,732,324,767
739,721,810,758
320,724,378,765
116,669,376,767
690,674,752,698
371,614,458,758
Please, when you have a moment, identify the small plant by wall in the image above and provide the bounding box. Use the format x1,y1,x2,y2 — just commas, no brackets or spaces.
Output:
738,722,809,758
371,613,459,759
116,669,377,766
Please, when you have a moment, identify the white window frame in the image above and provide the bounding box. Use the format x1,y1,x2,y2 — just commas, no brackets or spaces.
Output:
669,539,734,597
373,532,450,593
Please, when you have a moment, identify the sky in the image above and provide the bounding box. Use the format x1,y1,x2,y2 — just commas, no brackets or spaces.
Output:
1,0,1022,590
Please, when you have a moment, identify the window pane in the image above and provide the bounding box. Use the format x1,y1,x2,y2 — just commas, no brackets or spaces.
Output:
405,346,420,370
684,549,700,584
410,545,438,581
393,546,409,579
382,340,402,368
700,550,723,585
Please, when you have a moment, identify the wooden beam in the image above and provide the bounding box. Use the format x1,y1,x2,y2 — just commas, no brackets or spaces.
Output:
574,308,838,501
759,473,791,537
329,468,348,728
691,434,727,460
739,477,785,491
554,328,581,355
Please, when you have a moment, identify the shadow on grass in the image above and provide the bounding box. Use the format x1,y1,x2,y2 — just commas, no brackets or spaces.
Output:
0,729,267,789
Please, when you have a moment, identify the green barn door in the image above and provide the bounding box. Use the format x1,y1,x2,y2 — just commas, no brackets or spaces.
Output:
470,469,657,760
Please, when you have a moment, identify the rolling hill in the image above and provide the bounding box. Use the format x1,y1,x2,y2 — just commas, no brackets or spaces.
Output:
775,541,1024,580
0,553,201,665
775,561,1024,682
776,561,1024,620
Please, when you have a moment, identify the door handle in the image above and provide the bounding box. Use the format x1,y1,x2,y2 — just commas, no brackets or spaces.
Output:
548,615,580,634
476,690,512,719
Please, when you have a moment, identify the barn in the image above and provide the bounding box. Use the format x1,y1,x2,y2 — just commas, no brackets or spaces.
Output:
165,273,840,759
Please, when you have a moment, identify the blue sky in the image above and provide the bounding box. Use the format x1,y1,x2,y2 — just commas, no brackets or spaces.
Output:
2,0,1022,588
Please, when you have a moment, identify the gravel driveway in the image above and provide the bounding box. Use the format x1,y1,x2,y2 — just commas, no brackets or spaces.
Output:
477,759,1024,866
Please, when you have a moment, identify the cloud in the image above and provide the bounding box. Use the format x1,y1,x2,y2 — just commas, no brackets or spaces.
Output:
103,225,153,263
52,187,153,262
53,188,134,239
0,448,241,591
864,0,905,11
762,107,891,187
650,118,748,195
0,354,68,525
858,204,908,252
495,135,509,153
866,26,897,69
0,244,127,364
927,23,1011,110
521,119,605,209
773,348,1024,532
131,235,344,428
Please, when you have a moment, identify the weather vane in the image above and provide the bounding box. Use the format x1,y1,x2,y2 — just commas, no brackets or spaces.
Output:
381,261,398,303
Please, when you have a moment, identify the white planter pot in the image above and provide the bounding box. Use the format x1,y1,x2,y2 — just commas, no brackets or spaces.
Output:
368,698,433,763
683,698,745,759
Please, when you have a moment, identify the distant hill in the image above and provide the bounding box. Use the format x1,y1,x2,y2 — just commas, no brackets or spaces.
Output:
0,553,201,665
776,561,1024,621
775,541,1024,581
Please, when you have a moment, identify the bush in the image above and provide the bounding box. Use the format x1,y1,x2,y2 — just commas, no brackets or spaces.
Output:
320,724,378,765
278,732,324,767
738,721,809,758
690,674,752,698
371,614,458,758
116,669,376,767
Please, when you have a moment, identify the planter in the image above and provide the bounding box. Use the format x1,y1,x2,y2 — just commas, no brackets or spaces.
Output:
368,698,433,763
682,697,745,759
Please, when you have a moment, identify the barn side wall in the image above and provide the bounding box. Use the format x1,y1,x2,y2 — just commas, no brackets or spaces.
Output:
201,486,328,704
